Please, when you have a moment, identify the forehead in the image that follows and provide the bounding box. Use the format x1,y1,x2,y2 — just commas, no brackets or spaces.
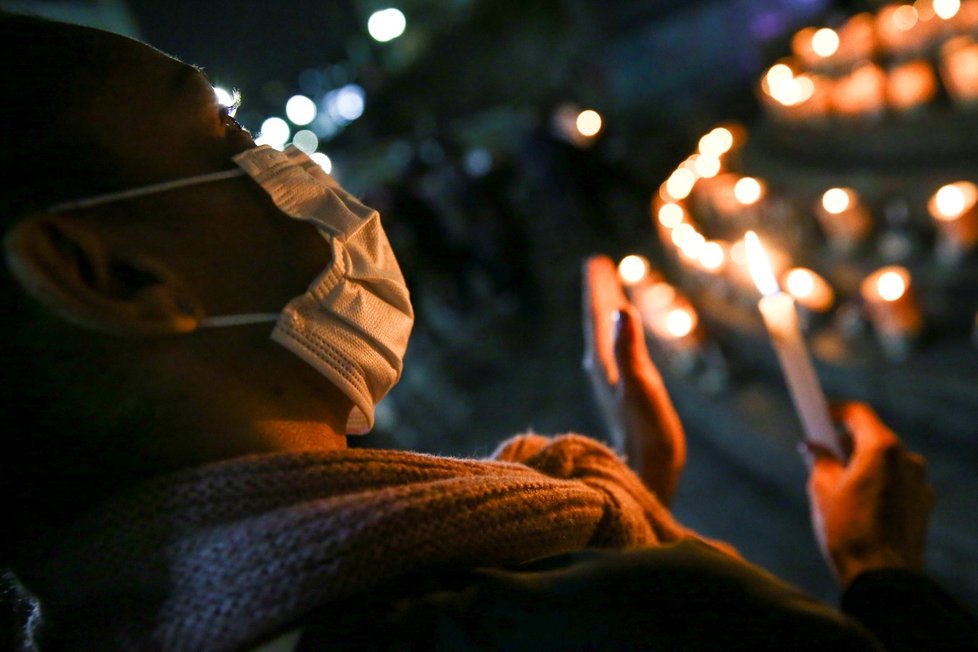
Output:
62,27,232,184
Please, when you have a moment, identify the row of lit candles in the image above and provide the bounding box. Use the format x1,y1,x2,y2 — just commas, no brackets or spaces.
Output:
657,127,978,267
620,249,921,343
763,37,978,118
792,0,978,69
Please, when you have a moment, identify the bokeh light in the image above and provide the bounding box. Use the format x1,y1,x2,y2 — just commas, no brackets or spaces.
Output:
934,0,961,19
811,28,840,58
258,117,290,149
665,307,696,338
658,203,685,229
893,5,919,30
368,8,407,42
576,110,603,137
878,270,908,301
695,155,721,179
699,241,726,271
734,177,764,205
671,223,697,248
786,268,816,298
292,129,320,153
310,152,333,174
618,255,649,284
286,95,317,126
933,182,978,220
822,188,852,214
326,84,366,123
666,168,697,200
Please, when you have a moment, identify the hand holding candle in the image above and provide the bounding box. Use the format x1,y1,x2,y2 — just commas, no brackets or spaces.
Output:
745,232,846,460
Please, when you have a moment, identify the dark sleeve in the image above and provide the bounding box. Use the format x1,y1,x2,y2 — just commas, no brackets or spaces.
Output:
298,541,884,651
841,569,978,652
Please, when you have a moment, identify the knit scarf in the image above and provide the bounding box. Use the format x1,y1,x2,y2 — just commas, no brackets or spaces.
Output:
16,433,731,651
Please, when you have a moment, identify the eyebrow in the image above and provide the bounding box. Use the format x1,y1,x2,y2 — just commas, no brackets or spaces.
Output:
171,63,209,92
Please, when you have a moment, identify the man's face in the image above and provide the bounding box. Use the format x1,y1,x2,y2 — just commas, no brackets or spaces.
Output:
56,26,333,318
67,27,256,185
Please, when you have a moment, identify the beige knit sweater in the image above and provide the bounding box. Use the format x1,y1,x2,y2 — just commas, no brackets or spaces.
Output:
16,433,734,652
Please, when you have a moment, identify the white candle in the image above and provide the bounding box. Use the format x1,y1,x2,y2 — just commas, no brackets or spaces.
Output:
744,232,845,459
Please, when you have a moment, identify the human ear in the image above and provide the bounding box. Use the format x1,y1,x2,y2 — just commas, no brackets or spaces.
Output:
3,213,202,336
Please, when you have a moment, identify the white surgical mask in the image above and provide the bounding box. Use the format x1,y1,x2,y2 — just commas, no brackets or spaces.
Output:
49,145,414,435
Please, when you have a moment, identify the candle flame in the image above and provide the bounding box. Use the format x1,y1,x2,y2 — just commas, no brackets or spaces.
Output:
699,241,726,271
744,231,780,297
934,0,961,20
822,187,853,214
932,181,977,221
734,177,764,205
665,307,697,338
786,268,816,298
576,109,603,137
618,255,649,285
811,28,840,57
657,203,685,228
893,4,919,30
877,270,908,301
665,168,697,200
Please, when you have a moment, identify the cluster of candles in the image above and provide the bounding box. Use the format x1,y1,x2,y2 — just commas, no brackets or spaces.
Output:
619,232,925,459
762,0,978,119
643,121,978,364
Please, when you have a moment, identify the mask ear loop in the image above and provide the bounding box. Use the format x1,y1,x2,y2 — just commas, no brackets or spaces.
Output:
48,169,248,213
197,313,281,328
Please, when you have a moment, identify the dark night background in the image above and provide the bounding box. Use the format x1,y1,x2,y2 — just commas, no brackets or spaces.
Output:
2,0,975,627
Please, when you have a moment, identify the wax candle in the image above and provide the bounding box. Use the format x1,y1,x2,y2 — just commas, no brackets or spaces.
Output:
860,265,923,359
792,27,827,68
927,181,978,262
941,36,978,105
876,4,927,55
745,232,845,459
836,13,878,64
832,63,887,118
886,60,938,112
815,187,873,252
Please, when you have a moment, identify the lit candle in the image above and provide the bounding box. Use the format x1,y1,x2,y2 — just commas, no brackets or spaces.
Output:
552,104,603,148
886,59,938,112
791,27,825,68
832,63,887,118
860,266,924,359
618,254,664,304
927,181,978,262
784,267,836,313
836,13,878,63
876,4,927,56
637,288,703,374
745,232,845,459
941,36,978,106
760,65,830,121
815,187,873,252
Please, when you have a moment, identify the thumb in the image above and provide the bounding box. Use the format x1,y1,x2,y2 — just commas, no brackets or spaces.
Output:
613,306,650,385
805,442,844,495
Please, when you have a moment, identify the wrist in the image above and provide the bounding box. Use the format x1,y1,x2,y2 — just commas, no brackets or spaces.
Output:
833,548,922,589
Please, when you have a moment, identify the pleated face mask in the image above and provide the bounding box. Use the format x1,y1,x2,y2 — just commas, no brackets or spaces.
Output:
49,145,414,434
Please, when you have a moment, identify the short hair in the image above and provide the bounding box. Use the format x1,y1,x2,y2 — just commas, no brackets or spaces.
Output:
0,10,118,218
0,11,122,562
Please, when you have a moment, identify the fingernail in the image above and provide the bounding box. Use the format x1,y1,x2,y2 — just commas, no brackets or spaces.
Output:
612,310,626,339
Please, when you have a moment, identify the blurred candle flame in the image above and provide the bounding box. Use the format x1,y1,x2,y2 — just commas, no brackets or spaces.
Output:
745,231,780,297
